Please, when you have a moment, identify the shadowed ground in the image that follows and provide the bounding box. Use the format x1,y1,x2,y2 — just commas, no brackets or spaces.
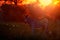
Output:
0,21,60,40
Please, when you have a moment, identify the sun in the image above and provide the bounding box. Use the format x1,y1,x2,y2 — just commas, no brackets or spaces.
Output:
39,0,52,8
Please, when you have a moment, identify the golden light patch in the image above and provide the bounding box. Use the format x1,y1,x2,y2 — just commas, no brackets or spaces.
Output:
20,0,59,9
22,0,36,4
39,0,52,8
52,0,59,5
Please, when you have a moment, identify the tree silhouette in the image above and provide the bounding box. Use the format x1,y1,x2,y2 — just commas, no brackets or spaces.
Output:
14,0,17,5
4,0,7,4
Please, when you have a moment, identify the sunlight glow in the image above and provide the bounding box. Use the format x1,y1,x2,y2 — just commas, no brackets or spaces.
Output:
22,0,36,4
39,0,52,8
21,0,59,8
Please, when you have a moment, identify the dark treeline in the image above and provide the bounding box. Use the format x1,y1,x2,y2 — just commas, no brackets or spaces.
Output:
0,0,22,5
0,3,28,22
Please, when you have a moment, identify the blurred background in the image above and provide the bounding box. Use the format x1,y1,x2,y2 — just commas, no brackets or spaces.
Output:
0,0,60,40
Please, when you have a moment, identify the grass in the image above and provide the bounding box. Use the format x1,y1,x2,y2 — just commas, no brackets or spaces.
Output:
0,22,60,40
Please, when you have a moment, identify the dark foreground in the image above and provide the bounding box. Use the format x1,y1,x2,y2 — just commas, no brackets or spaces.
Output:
0,22,60,40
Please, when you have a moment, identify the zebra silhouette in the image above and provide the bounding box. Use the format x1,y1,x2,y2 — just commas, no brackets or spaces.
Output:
25,15,48,34
25,15,48,33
